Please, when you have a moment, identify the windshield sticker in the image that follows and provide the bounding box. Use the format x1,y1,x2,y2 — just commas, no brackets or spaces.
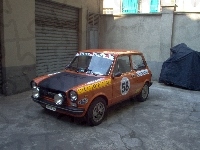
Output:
77,79,111,94
76,52,114,60
136,69,149,77
120,77,130,95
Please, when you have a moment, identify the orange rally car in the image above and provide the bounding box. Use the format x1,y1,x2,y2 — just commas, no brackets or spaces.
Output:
31,49,152,126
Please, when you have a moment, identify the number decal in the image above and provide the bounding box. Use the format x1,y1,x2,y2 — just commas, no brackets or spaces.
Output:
120,77,130,95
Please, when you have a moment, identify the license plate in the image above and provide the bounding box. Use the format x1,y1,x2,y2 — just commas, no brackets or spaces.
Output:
46,105,56,111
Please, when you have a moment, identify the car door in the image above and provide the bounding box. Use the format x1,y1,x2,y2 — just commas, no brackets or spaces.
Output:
112,55,137,104
130,54,149,94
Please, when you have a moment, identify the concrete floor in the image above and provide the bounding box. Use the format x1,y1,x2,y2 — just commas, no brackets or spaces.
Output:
0,82,200,150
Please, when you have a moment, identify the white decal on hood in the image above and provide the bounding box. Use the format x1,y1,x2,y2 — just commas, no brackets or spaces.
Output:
86,78,104,84
48,72,60,76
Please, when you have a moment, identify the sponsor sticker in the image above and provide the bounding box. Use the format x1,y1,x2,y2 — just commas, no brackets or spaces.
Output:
136,69,149,77
78,98,88,105
86,78,104,84
77,79,111,94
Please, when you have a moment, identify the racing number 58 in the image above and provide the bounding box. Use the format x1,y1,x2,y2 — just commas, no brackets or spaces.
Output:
122,81,129,93
120,77,130,95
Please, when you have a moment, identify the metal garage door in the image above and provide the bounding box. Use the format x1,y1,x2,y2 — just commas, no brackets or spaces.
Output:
0,2,3,94
0,40,2,94
35,0,79,76
0,39,2,94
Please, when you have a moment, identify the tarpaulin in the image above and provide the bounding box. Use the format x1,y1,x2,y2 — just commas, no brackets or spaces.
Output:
159,43,200,90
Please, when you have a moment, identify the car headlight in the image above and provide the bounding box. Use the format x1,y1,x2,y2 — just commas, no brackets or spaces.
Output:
31,81,37,89
69,91,78,102
54,93,64,105
32,87,39,98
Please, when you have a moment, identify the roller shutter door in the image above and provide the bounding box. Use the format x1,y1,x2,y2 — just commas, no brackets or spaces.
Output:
35,0,79,76
0,42,2,94
0,3,3,94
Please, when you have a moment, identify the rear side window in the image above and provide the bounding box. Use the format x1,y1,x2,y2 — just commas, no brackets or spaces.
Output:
131,55,146,70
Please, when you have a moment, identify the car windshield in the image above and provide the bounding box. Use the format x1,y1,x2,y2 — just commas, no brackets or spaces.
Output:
66,52,114,76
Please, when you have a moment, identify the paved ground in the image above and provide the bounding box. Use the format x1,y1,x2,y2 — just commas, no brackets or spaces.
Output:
0,82,200,150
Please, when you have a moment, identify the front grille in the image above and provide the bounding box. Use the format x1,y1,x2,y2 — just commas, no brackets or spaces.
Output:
38,88,67,105
39,88,56,99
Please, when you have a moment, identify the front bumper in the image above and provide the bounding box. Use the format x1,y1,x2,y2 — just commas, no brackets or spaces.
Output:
32,97,85,116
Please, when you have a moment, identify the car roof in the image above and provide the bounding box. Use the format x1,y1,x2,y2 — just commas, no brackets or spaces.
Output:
80,49,142,55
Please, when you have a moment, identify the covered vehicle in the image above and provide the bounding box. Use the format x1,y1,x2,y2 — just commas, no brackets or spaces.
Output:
159,43,200,90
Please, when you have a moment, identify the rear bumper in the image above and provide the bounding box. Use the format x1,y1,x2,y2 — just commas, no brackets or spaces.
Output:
32,97,85,116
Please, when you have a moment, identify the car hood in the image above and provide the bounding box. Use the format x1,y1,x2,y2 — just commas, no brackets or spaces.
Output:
38,72,103,92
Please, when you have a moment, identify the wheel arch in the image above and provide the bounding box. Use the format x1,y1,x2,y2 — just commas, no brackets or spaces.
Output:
90,93,108,106
138,80,150,91
97,95,108,105
144,79,151,86
94,95,108,105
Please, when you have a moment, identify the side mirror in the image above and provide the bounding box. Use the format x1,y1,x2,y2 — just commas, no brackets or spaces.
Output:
113,72,122,78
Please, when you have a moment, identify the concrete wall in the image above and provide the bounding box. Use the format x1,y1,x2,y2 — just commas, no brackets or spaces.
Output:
2,0,36,95
99,15,161,60
173,13,200,51
99,7,200,81
1,0,101,95
99,14,163,80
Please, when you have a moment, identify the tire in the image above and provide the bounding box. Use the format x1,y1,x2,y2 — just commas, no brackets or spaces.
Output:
41,105,46,109
137,83,149,102
86,97,107,126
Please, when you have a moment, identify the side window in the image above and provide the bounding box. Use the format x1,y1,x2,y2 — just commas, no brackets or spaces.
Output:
131,55,146,70
114,55,131,74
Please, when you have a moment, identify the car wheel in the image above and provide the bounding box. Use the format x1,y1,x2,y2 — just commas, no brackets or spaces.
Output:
137,83,149,102
86,97,107,126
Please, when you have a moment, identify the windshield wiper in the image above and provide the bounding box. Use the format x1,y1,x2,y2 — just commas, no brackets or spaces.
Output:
65,65,71,70
92,72,99,76
65,65,78,72
85,68,99,76
76,67,86,73
66,66,99,76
